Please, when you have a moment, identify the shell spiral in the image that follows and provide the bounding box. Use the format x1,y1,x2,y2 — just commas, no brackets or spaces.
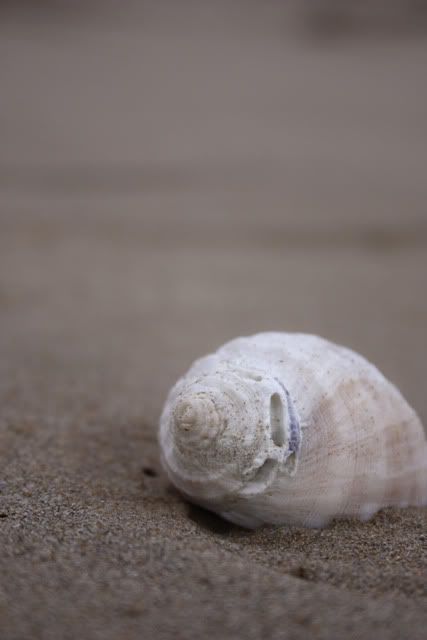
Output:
173,394,223,450
159,332,427,528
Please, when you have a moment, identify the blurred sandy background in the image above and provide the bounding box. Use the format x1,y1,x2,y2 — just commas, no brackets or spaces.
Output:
0,2,426,639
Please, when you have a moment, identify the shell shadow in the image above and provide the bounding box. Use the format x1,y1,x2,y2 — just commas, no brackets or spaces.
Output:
187,503,248,536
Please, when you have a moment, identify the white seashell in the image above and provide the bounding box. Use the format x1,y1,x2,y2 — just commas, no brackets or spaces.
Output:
159,333,427,528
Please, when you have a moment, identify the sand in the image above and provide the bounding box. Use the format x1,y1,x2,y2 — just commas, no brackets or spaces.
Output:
0,2,426,638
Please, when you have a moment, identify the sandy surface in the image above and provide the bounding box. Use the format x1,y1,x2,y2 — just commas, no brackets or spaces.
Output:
1,2,426,639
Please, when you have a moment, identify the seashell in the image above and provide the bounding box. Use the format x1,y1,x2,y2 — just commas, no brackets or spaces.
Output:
159,333,427,528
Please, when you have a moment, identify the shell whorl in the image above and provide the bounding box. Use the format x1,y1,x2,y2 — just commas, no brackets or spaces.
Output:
160,365,301,501
172,393,224,451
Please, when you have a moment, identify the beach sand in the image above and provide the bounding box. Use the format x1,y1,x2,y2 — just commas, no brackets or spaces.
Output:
0,2,426,638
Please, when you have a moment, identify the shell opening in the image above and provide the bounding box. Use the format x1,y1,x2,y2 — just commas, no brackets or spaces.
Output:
270,393,285,447
240,459,278,495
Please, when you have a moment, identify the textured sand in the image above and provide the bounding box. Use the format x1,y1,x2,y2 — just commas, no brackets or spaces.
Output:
1,2,427,638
